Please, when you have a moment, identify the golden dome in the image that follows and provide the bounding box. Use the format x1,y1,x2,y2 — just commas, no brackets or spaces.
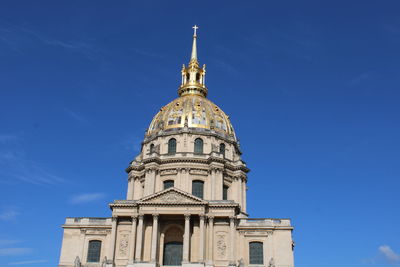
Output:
147,94,236,139
146,26,236,140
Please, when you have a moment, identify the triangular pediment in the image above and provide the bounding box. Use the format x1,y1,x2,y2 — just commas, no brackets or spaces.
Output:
138,188,206,205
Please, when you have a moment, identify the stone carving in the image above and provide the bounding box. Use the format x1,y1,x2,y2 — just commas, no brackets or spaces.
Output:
74,256,81,267
160,169,178,176
268,258,275,267
118,233,129,257
159,192,185,203
238,258,245,267
101,256,107,267
189,169,208,176
216,232,227,258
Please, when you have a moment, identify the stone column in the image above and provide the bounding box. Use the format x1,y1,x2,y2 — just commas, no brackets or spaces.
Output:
150,214,159,262
127,177,133,200
207,216,214,264
229,217,236,265
107,216,118,262
135,214,144,261
183,214,191,263
128,216,137,264
237,177,242,207
199,215,205,262
242,180,247,213
214,168,223,200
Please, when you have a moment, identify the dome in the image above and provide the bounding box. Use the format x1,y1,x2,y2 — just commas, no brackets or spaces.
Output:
147,94,236,140
146,27,236,141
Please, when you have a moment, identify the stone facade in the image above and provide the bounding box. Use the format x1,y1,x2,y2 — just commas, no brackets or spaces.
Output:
58,28,294,267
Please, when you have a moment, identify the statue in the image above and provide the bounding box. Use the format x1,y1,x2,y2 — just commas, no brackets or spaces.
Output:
74,256,81,267
238,258,245,267
268,258,275,267
102,256,107,267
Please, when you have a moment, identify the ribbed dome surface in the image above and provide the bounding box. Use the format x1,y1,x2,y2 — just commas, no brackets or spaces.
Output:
147,95,236,139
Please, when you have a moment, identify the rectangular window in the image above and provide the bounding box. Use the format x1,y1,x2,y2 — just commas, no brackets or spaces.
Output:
192,180,204,199
249,242,263,265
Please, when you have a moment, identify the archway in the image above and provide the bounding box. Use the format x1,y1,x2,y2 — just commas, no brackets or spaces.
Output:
163,225,183,266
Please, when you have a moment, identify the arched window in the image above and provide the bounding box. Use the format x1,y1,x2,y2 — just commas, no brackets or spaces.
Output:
87,240,102,262
194,138,203,154
223,185,229,200
150,144,155,154
220,143,226,157
164,180,174,189
192,180,204,199
168,138,176,154
249,242,264,265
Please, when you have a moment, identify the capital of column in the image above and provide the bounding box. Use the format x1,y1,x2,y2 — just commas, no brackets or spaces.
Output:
184,214,191,220
111,216,118,222
199,214,206,221
207,215,214,222
131,215,138,222
229,216,236,223
152,214,159,220
138,214,144,220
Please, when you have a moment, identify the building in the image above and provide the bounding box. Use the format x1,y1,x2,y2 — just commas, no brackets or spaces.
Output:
58,27,295,267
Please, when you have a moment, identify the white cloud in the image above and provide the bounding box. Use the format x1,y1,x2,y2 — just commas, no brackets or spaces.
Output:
0,133,65,185
70,193,106,204
0,240,21,246
0,208,20,221
0,248,32,256
379,245,400,263
9,259,47,265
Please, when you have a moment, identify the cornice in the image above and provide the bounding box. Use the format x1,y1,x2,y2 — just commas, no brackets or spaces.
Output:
126,156,249,173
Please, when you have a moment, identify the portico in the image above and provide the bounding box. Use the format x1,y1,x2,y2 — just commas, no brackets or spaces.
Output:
109,188,238,267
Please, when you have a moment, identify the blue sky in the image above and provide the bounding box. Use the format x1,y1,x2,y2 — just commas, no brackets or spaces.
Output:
0,0,399,266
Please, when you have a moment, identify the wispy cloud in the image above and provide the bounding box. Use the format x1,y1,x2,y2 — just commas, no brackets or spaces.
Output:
379,245,400,263
0,248,32,256
9,259,47,265
64,108,88,124
347,71,374,86
0,207,20,221
0,240,21,246
0,22,101,60
0,133,65,186
70,193,106,204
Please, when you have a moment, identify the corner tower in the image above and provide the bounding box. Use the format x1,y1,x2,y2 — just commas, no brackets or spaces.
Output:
58,26,294,267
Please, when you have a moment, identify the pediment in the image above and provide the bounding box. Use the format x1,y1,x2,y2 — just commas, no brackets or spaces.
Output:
138,188,206,205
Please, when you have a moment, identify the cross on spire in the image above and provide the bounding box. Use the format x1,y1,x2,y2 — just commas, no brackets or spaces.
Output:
192,25,198,37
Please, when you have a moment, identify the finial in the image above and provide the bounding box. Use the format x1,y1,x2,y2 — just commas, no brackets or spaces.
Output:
192,25,198,37
190,25,198,62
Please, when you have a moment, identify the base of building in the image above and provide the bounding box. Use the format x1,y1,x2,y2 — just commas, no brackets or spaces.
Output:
183,262,205,267
129,262,158,267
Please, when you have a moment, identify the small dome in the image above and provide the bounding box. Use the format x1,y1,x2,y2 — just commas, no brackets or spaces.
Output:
147,94,236,140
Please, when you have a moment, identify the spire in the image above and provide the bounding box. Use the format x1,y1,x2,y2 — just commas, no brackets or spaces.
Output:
178,25,208,98
190,25,198,63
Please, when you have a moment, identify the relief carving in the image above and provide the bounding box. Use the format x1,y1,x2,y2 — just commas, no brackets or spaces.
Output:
160,169,178,176
158,192,186,203
189,169,208,176
118,233,129,257
216,231,227,259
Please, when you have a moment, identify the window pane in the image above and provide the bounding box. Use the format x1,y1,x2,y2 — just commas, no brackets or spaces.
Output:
249,242,263,264
164,180,174,189
192,180,204,199
223,185,228,200
220,143,225,156
194,138,203,154
168,139,176,154
87,240,101,262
